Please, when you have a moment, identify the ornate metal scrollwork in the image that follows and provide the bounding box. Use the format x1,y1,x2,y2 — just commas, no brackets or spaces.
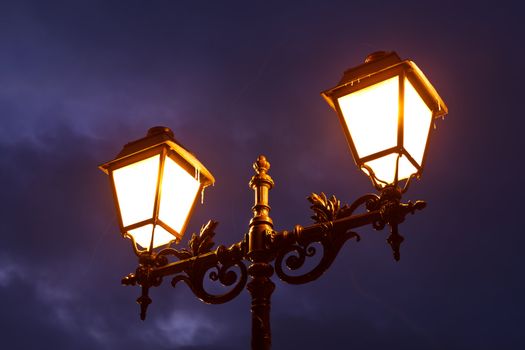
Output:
122,220,248,319
273,193,362,285
166,221,247,305
170,241,248,305
274,227,359,285
308,192,349,224
272,187,427,284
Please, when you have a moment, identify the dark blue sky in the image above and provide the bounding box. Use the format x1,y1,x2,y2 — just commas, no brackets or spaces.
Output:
1,1,523,349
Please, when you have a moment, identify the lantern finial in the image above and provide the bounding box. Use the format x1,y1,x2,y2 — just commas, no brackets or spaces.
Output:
365,51,389,63
147,126,174,138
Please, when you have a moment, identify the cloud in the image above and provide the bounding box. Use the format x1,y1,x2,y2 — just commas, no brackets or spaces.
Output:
150,310,224,347
0,260,22,287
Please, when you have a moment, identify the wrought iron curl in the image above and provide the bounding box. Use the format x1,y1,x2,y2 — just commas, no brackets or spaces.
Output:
170,244,248,305
360,164,389,191
168,229,248,305
333,192,386,231
274,215,360,285
123,232,149,256
282,243,316,271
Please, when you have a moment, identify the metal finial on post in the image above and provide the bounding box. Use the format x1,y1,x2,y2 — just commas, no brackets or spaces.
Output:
248,155,275,250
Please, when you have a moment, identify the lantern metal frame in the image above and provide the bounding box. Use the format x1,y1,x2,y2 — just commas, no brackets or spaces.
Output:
100,52,448,350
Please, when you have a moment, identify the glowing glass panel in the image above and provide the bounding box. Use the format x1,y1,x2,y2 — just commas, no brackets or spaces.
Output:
363,153,417,185
158,156,200,234
113,155,160,227
128,224,174,249
338,76,399,159
403,78,433,166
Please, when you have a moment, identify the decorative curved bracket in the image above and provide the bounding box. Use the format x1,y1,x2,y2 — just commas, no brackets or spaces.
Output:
120,190,425,321
272,188,426,286
170,242,248,305
272,192,370,285
273,225,360,285
121,220,248,320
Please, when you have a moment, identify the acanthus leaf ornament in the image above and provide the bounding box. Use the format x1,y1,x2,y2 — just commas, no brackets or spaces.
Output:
307,192,350,224
169,220,219,260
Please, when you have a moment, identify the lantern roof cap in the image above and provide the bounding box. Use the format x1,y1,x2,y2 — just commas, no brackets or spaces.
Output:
99,126,215,187
322,51,448,118
339,51,402,84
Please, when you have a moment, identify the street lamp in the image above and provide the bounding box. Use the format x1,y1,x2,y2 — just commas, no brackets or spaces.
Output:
99,51,447,350
322,51,448,188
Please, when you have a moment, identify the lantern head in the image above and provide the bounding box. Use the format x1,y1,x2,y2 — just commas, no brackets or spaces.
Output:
322,51,448,188
100,126,215,251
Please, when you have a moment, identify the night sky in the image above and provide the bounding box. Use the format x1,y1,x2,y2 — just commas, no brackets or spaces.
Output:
1,1,523,349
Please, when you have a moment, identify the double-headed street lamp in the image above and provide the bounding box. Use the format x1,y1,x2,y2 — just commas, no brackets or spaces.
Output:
99,51,447,350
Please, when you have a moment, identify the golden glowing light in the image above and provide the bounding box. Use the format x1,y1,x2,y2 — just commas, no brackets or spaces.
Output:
363,154,416,185
403,78,433,166
340,77,433,184
335,75,434,185
158,157,201,234
338,76,399,159
100,126,215,251
112,154,202,249
128,224,175,249
113,155,160,227
322,51,448,188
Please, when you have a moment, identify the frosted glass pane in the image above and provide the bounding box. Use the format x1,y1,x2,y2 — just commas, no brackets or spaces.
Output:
404,78,432,166
158,157,200,234
128,224,175,249
363,153,417,185
338,76,399,158
113,155,160,227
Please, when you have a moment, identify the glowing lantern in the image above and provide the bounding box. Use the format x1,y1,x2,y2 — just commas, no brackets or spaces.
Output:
100,126,214,250
322,51,448,187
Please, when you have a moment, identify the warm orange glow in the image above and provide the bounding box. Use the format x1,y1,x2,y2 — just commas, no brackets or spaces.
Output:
337,76,433,185
403,78,432,166
158,157,201,234
100,126,216,251
113,155,160,227
363,153,417,185
112,154,202,249
128,224,174,249
322,52,448,188
338,76,399,159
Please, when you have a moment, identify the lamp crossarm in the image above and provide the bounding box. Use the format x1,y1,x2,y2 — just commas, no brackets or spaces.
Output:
119,156,427,350
121,190,425,320
269,188,425,285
